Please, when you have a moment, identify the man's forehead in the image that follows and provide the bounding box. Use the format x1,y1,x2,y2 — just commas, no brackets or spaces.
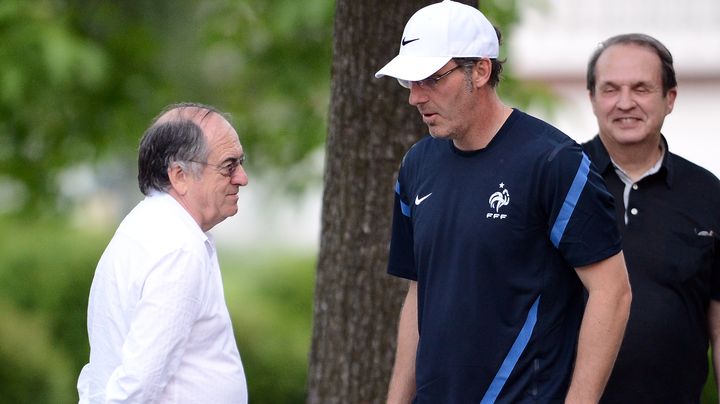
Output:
596,46,662,81
206,117,242,155
598,44,659,68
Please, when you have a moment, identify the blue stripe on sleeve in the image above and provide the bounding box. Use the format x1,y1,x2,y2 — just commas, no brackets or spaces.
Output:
480,295,541,404
550,153,590,248
396,180,411,217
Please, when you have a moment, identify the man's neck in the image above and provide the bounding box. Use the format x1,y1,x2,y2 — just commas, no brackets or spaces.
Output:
601,134,663,182
454,95,512,151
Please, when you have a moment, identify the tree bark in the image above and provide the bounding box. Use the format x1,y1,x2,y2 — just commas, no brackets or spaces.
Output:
307,1,477,403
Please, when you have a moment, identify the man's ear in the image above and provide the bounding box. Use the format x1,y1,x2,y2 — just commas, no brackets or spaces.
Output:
665,87,677,115
168,162,189,195
472,58,492,88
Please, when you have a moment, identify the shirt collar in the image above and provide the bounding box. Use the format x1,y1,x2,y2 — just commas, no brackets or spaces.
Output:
146,190,213,247
588,134,674,188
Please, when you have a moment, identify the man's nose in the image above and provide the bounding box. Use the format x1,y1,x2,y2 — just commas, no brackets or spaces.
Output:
616,87,636,110
232,165,249,186
408,83,429,106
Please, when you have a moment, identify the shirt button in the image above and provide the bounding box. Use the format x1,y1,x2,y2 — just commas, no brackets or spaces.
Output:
630,208,638,215
632,184,638,190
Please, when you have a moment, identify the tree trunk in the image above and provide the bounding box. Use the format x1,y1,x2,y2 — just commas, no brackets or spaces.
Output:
307,1,478,402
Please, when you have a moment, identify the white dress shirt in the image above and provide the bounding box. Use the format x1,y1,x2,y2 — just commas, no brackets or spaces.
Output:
77,192,247,403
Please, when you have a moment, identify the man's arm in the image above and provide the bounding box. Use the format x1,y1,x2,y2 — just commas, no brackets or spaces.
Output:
387,280,419,404
566,251,631,404
105,250,206,403
708,300,720,391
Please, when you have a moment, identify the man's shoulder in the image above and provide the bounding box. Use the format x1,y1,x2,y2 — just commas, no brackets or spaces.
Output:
669,152,720,193
509,110,578,154
512,109,567,135
670,152,719,179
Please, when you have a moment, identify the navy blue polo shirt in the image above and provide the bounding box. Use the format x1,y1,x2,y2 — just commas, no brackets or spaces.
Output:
388,110,621,403
583,135,720,404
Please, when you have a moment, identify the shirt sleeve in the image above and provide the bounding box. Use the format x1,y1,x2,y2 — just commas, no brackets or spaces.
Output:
388,176,417,280
542,143,622,268
104,248,208,403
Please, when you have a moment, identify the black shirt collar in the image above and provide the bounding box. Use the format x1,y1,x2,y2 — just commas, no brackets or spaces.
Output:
585,135,674,188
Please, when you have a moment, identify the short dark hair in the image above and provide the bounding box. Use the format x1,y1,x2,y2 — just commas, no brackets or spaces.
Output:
587,33,677,96
137,103,227,195
453,25,505,88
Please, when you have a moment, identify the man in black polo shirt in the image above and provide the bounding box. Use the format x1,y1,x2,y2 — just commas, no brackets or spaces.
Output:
584,33,720,403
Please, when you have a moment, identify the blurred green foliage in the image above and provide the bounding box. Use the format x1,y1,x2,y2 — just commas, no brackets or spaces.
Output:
704,367,719,403
0,302,75,403
221,249,315,403
0,217,315,403
0,0,333,216
0,217,101,403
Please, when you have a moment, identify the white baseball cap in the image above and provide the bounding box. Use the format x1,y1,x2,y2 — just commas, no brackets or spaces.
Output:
374,0,499,85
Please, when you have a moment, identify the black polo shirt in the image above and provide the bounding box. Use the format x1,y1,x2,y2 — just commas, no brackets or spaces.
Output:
583,135,720,404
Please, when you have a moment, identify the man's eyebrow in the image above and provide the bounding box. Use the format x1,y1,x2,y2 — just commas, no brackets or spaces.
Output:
600,79,652,87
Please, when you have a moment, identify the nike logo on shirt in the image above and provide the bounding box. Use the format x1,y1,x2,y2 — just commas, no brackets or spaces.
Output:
415,193,432,205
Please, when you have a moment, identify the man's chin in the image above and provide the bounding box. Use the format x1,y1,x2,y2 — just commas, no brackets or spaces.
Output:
225,205,238,215
428,129,449,139
604,130,656,146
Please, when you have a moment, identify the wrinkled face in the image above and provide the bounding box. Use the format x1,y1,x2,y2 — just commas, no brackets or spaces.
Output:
407,61,478,146
590,43,676,148
186,113,248,231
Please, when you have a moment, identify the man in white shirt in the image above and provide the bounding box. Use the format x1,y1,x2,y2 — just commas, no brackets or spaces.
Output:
77,103,249,403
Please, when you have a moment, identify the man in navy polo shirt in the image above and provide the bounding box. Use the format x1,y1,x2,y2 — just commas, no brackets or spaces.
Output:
375,1,632,403
584,33,720,403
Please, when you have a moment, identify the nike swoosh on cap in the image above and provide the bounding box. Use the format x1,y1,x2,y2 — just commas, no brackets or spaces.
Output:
402,37,419,46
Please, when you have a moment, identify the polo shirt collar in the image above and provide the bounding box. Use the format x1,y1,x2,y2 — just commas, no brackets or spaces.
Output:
588,134,674,188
